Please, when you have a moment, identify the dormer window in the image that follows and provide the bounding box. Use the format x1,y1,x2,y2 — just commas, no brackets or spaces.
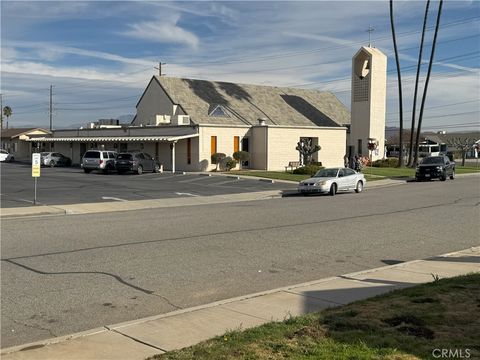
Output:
208,104,230,117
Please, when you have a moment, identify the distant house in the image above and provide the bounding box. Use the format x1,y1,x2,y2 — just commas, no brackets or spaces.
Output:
386,131,480,159
424,131,480,158
0,128,51,161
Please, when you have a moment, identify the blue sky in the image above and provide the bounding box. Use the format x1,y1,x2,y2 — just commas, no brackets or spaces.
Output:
1,0,479,132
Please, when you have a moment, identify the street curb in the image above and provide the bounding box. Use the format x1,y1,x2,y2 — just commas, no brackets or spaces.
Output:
3,246,478,356
0,206,67,218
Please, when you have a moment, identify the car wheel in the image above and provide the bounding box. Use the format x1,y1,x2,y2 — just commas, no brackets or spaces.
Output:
137,166,143,175
154,164,160,173
84,169,91,173
329,183,337,196
355,180,363,193
9,157,14,163
449,170,455,180
440,171,447,181
49,160,56,167
66,160,71,167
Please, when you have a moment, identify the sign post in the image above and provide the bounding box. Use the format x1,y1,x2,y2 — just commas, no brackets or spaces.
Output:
32,153,41,205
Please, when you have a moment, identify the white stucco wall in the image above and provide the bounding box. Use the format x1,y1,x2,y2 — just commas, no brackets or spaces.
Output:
198,125,250,171
265,126,347,170
132,78,184,126
350,47,387,161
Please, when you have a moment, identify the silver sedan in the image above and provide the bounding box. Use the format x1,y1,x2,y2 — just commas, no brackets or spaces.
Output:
298,167,366,196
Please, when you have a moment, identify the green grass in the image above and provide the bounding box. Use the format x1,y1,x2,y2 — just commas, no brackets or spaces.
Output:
225,165,480,183
148,273,480,360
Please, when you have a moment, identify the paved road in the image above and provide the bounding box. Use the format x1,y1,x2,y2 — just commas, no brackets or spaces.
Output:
1,176,479,348
0,163,295,208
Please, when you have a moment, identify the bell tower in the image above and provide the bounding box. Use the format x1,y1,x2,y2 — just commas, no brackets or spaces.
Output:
350,46,387,160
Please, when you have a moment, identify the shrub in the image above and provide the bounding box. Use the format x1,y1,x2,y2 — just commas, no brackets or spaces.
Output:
372,158,399,167
211,152,226,171
223,156,237,171
293,165,324,175
233,151,250,169
233,151,250,163
211,152,226,165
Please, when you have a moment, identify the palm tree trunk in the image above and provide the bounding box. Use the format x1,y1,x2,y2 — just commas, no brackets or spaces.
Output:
413,0,443,167
390,0,404,167
407,0,430,167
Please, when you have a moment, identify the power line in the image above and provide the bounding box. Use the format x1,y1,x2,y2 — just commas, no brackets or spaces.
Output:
387,100,479,116
56,95,138,105
187,16,479,67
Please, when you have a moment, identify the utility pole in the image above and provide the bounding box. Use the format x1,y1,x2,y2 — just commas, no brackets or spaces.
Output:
0,93,3,130
49,85,53,131
154,61,166,76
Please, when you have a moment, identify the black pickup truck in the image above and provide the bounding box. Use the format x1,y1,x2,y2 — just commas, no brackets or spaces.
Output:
415,155,455,181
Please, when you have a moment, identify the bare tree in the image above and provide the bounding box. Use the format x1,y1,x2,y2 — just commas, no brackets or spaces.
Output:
296,138,321,165
408,0,430,167
390,0,405,167
448,138,474,166
413,0,444,167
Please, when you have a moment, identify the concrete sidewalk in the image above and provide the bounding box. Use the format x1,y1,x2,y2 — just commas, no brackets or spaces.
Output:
0,175,409,219
2,246,479,360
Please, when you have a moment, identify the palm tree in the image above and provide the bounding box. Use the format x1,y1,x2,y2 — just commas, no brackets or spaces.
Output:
3,106,12,129
413,0,444,167
390,0,404,167
407,0,430,167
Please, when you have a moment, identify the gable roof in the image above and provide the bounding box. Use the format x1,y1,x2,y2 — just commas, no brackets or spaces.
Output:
424,131,480,144
155,76,350,127
0,128,51,139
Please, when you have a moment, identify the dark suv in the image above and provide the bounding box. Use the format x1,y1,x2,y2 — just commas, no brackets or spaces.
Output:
115,152,160,175
415,155,455,181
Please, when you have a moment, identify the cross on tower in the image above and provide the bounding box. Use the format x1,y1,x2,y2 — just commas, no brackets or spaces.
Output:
366,25,375,47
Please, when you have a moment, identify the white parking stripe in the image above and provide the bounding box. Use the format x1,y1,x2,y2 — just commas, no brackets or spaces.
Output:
101,196,128,202
174,192,199,197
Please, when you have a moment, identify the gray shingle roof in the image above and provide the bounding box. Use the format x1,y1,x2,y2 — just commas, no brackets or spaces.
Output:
156,77,350,127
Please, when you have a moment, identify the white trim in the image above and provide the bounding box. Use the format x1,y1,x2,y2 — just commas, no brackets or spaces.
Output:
25,134,199,142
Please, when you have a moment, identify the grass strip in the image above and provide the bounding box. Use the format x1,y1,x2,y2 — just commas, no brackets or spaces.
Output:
149,273,480,360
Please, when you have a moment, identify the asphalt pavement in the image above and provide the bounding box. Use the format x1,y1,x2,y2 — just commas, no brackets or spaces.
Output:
0,163,295,208
1,176,479,348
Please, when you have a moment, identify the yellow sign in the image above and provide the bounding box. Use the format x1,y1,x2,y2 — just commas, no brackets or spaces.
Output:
32,153,41,177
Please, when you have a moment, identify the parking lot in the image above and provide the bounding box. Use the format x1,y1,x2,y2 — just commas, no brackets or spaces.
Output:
1,163,296,208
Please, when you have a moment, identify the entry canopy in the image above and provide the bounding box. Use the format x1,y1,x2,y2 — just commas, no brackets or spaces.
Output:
26,134,199,142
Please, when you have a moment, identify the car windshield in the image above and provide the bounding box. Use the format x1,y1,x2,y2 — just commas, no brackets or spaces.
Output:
313,169,339,178
117,154,133,160
41,152,50,156
421,156,444,164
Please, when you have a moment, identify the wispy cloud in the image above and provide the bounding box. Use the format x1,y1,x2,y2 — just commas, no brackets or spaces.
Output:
7,41,153,66
122,16,199,49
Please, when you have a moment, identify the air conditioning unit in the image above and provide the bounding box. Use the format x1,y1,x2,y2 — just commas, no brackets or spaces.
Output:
156,115,171,125
177,115,190,125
